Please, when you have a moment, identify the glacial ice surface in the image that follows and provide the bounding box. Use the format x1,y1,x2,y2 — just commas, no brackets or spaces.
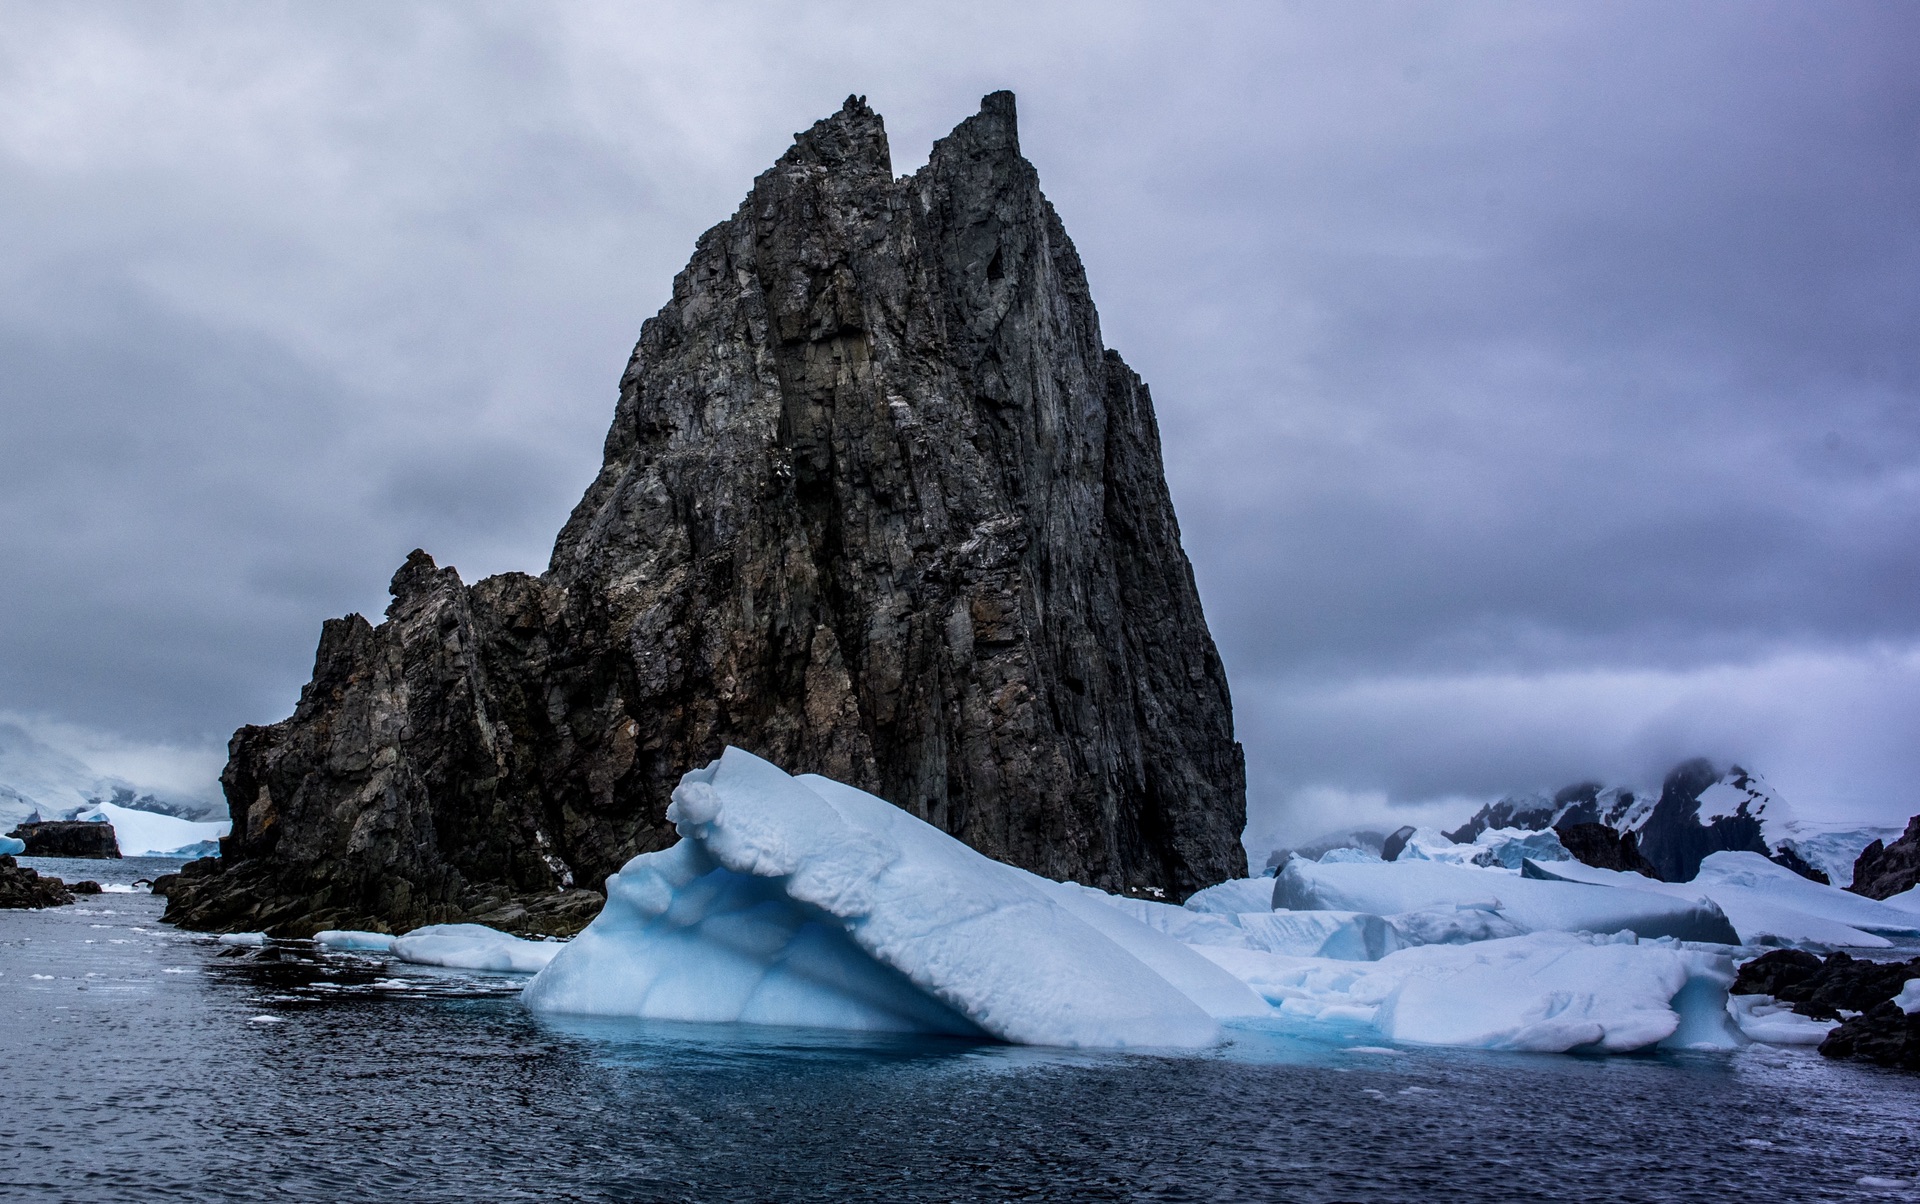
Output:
1524,853,1920,947
1275,857,1740,944
1197,932,1741,1053
524,748,1263,1048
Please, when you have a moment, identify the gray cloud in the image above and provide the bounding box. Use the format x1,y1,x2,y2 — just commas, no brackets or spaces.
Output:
1,1,1914,845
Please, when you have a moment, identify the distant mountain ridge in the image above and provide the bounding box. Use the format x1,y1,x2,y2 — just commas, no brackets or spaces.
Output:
1443,758,1896,885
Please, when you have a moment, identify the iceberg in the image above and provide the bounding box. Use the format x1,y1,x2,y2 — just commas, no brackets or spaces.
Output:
0,834,23,855
1525,852,1920,948
1197,932,1741,1053
1274,857,1740,944
391,924,559,973
1181,877,1279,915
73,800,229,858
524,748,1264,1048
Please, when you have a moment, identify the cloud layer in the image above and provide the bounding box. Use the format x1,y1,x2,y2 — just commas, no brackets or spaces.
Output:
1,1,1914,841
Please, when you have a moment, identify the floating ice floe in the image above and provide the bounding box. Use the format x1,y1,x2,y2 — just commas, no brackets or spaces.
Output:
524,748,1265,1049
1895,980,1920,1014
314,930,398,953
0,834,23,855
218,932,268,947
1196,932,1742,1053
73,800,229,858
391,924,559,973
1524,852,1920,948
1274,856,1740,944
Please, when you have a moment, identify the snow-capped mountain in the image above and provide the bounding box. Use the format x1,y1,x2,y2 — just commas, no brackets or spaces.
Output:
1435,759,1894,885
0,722,224,832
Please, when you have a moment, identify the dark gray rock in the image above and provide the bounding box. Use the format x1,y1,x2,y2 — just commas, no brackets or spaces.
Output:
163,92,1247,938
0,854,75,908
1733,949,1920,1020
1820,1001,1920,1071
1850,814,1920,901
1555,822,1661,878
7,820,121,858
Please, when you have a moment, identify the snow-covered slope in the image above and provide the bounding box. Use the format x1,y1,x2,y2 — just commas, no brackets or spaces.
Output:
72,800,229,857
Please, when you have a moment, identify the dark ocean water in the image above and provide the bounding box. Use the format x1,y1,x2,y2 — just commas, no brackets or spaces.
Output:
4,864,1918,1203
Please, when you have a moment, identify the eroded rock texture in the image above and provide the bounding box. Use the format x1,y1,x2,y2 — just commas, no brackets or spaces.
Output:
165,92,1247,936
1850,814,1920,901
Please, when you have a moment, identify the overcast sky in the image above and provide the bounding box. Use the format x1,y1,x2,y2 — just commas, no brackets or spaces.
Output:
1,1,1915,849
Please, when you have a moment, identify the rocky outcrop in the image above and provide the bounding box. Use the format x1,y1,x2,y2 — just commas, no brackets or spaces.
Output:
0,855,75,908
8,820,121,858
1733,949,1920,1018
1556,822,1661,878
163,92,1247,937
1734,949,1920,1071
1850,815,1920,901
1821,1000,1920,1071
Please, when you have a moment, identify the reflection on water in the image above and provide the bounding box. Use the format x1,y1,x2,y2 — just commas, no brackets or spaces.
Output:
4,892,1918,1202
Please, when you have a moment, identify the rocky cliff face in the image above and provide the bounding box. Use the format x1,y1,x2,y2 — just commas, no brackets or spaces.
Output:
164,93,1247,936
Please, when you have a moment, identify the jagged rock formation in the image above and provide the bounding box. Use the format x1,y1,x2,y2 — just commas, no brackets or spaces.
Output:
164,92,1247,937
8,820,120,858
1850,815,1920,901
1444,782,1648,845
0,855,75,908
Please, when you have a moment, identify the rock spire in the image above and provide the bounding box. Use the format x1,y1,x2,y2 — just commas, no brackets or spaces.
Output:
165,92,1247,936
